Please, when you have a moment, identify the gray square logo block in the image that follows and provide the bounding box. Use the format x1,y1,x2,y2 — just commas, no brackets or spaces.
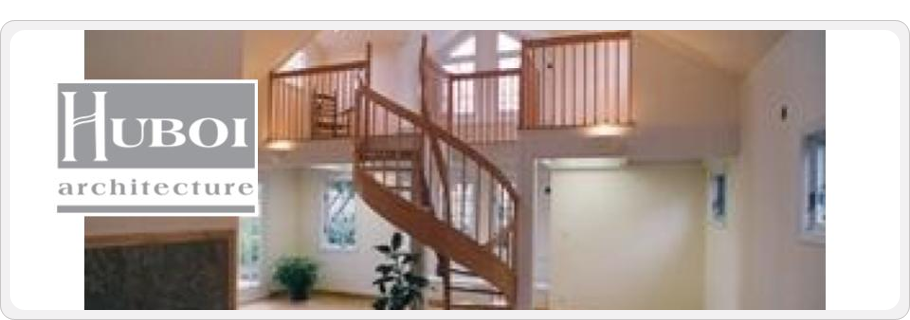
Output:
57,82,256,168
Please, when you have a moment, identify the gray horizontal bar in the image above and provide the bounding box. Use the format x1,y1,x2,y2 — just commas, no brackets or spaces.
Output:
57,205,255,213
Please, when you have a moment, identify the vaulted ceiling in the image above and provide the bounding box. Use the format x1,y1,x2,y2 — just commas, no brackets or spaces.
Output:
644,30,785,76
303,30,785,76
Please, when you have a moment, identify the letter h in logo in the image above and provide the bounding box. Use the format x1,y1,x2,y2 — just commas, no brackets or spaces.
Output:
61,91,107,162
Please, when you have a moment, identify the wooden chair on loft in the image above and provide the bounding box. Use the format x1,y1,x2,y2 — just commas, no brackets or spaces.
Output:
265,42,371,145
310,90,353,139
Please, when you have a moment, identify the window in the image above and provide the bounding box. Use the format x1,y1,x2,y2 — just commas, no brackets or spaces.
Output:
709,173,728,227
804,129,825,239
496,33,521,112
278,50,308,71
239,182,265,289
440,31,522,113
450,36,476,58
452,183,476,234
322,174,356,250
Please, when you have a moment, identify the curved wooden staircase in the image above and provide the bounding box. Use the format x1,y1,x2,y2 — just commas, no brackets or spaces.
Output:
351,85,520,309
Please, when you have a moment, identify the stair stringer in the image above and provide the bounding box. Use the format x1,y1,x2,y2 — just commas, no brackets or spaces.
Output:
353,168,517,304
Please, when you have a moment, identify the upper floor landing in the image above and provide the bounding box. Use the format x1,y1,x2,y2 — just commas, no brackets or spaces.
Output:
260,30,751,166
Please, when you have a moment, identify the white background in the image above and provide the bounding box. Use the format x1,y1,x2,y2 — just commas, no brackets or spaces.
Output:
1,8,909,320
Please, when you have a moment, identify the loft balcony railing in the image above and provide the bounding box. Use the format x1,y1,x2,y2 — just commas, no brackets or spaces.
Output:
421,39,521,144
520,31,633,129
265,45,371,146
264,32,633,149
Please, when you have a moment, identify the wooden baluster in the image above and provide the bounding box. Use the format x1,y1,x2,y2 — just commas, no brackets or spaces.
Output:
447,77,454,132
460,151,467,234
488,173,494,252
519,45,526,129
616,40,622,125
500,75,506,140
562,44,568,127
549,46,555,128
571,43,576,127
482,77,489,143
268,74,275,141
479,77,485,144
583,42,589,126
477,168,485,243
625,38,632,125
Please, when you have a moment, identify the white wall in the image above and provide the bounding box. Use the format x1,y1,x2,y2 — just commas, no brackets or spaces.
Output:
257,169,304,296
627,32,740,160
296,169,399,296
722,30,826,310
241,30,317,143
704,158,743,309
548,163,707,309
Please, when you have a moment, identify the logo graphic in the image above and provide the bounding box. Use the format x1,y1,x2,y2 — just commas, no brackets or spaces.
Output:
55,82,258,215
58,83,255,168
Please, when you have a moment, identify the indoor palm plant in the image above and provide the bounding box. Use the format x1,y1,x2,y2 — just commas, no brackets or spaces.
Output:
372,232,428,310
272,256,319,301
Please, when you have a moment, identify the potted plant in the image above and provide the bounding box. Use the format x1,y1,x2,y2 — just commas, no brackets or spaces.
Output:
372,232,428,310
272,256,319,301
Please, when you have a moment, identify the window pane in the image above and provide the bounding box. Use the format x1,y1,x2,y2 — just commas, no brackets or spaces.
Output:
498,77,519,111
450,36,476,58
497,33,521,53
322,175,356,250
816,141,825,225
805,130,825,235
239,182,265,288
279,50,307,71
453,183,475,233
498,56,520,69
444,61,475,74
452,81,475,114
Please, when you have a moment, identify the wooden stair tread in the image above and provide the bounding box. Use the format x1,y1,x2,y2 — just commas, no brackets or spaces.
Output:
314,123,350,129
450,303,509,310
362,166,413,172
449,284,502,295
360,149,417,160
385,185,413,190
449,268,476,276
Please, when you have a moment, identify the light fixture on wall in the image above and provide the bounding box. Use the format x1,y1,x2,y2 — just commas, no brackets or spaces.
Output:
264,140,299,151
584,124,631,137
541,157,628,170
310,163,353,172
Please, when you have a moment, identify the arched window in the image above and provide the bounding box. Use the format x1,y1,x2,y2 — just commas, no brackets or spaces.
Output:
441,31,521,72
440,31,522,113
278,49,308,71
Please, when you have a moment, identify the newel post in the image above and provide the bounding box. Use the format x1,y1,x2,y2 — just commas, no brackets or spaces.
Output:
514,147,536,309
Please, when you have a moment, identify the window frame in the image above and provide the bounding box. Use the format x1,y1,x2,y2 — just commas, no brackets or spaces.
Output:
320,172,357,252
238,177,267,292
801,127,826,243
438,31,523,115
452,182,476,234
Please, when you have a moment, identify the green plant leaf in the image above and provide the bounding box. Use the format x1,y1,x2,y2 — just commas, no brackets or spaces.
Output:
372,297,388,310
375,264,394,275
373,276,393,286
391,232,403,251
401,253,419,264
375,245,391,254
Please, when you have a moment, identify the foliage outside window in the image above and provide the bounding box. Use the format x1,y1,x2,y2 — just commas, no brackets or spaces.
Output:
239,182,265,289
322,175,356,251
